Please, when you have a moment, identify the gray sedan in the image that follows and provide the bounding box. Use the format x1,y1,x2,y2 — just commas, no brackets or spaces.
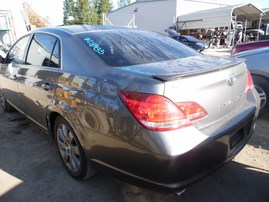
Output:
0,25,260,190
233,47,269,117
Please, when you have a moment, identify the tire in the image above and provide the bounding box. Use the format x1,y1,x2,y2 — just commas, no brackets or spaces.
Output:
0,93,15,112
54,116,96,180
252,76,269,117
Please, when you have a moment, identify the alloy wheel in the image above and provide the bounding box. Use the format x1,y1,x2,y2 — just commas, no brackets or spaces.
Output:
255,85,267,109
56,123,81,172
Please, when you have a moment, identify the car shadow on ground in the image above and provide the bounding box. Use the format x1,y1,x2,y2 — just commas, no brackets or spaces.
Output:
250,116,269,151
0,110,268,202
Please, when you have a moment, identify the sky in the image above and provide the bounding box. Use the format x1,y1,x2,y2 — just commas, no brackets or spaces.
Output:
26,0,269,26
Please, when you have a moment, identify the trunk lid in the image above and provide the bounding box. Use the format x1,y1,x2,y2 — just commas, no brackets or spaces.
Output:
120,55,248,130
161,56,248,129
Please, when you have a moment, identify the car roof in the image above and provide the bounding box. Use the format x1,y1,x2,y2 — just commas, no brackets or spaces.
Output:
235,40,269,48
33,25,130,36
233,46,269,57
231,40,269,55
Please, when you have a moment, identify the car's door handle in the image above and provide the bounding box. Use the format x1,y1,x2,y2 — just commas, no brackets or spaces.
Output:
41,83,52,91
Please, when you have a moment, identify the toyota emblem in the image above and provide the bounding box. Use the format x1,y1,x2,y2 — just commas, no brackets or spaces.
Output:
227,73,236,86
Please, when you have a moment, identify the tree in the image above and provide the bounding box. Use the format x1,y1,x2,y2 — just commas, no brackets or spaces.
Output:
117,0,131,8
94,0,113,24
88,3,99,24
75,0,91,24
96,0,113,14
23,1,50,27
63,0,75,25
62,0,112,25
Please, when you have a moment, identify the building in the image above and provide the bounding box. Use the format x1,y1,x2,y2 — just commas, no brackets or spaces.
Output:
261,9,269,36
107,0,267,36
0,0,30,47
107,0,229,34
176,4,263,30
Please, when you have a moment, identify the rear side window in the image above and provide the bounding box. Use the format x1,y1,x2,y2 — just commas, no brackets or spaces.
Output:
26,34,60,68
50,40,60,67
8,35,30,64
78,30,200,67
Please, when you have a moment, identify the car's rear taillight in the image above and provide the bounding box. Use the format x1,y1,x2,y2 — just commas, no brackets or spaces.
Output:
246,70,254,92
176,102,208,121
119,90,207,131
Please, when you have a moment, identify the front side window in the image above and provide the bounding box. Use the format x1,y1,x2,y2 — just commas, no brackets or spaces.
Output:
8,35,30,64
78,30,200,67
26,34,60,68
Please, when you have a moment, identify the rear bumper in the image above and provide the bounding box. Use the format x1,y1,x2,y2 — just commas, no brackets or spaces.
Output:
136,109,255,188
160,116,254,189
90,107,257,190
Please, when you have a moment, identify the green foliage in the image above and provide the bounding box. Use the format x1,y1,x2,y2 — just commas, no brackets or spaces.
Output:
94,0,113,24
89,4,99,24
63,0,75,25
63,0,113,25
75,0,91,24
95,0,113,14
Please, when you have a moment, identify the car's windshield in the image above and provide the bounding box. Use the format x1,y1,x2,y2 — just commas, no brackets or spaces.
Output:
78,29,200,67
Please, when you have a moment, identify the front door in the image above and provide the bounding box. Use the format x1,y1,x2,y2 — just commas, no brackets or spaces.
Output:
0,35,31,110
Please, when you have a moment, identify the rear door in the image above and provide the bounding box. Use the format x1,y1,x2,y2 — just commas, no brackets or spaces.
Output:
18,33,61,128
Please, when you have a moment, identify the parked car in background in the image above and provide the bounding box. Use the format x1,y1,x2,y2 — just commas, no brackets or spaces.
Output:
165,29,208,51
232,47,269,117
231,40,269,55
0,25,260,190
174,35,208,51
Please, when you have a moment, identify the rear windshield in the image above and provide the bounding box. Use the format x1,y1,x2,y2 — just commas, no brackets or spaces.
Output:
77,29,200,67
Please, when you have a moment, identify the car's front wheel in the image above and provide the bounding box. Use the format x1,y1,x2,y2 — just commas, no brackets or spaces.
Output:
0,93,15,112
54,116,96,180
252,75,269,117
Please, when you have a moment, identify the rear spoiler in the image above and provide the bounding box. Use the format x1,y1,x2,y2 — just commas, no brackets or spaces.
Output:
152,61,242,81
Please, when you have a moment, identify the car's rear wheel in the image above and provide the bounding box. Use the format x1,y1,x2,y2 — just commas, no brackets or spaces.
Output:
252,76,269,117
54,116,96,180
0,93,15,112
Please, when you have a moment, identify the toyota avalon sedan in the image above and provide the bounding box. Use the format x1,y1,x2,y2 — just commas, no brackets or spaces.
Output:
0,25,260,190
173,35,208,51
164,29,207,51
